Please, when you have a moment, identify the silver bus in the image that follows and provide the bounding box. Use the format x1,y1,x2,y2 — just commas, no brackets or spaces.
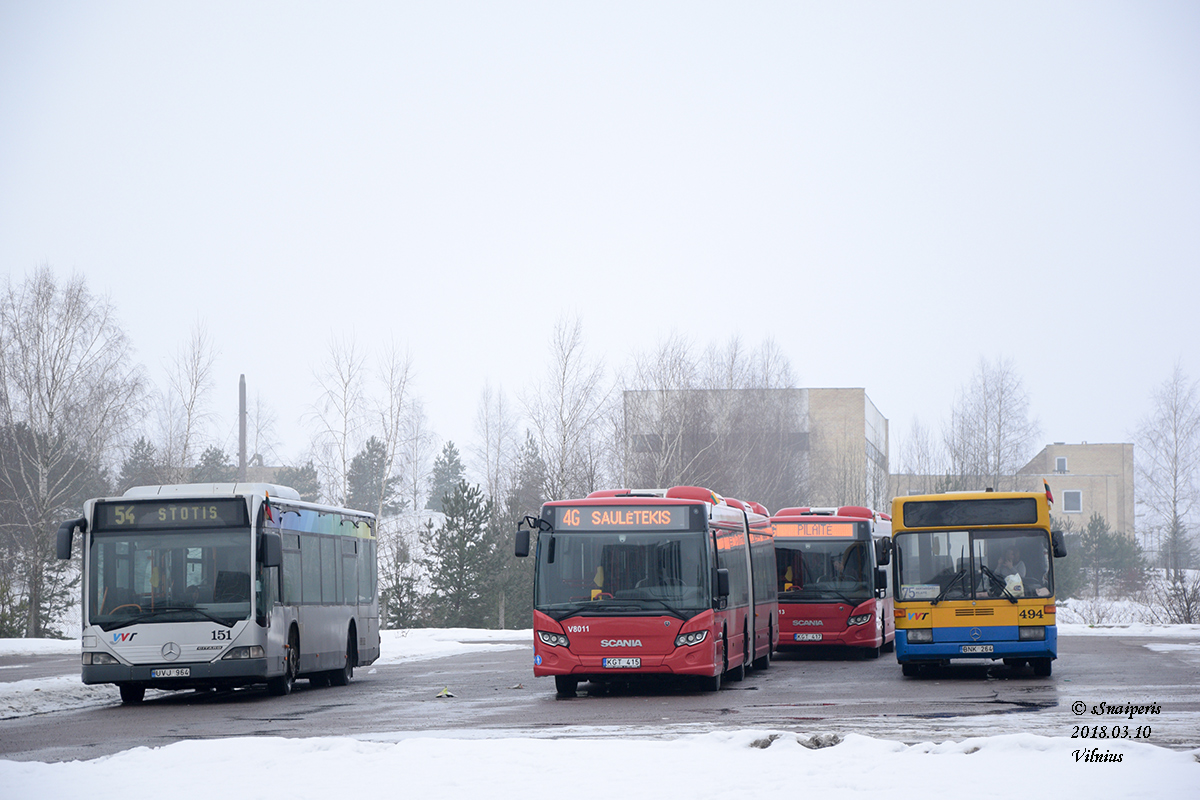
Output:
56,483,379,703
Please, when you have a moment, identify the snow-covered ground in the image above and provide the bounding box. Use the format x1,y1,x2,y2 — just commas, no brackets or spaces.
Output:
2,626,1197,798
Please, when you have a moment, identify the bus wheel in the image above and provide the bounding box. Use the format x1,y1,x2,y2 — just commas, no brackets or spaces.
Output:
1032,658,1052,677
882,638,895,653
864,645,880,659
119,684,145,704
699,670,722,692
554,676,578,697
901,662,920,678
330,629,356,687
268,629,299,696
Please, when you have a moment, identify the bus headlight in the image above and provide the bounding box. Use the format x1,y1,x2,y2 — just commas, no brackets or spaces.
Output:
83,652,119,665
537,631,570,648
674,630,709,647
221,646,265,660
906,629,933,644
1018,627,1045,641
847,614,872,626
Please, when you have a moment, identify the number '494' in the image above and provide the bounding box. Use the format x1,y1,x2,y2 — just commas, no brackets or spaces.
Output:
1018,608,1044,620
212,629,232,641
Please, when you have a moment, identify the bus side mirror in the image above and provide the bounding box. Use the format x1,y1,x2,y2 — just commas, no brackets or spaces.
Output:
1051,530,1067,559
515,528,530,558
56,517,86,560
715,568,730,598
260,531,282,569
875,539,892,566
875,567,888,594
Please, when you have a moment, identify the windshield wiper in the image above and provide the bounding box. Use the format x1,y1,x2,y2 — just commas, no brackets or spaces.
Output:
636,597,688,620
931,569,966,605
104,606,237,630
980,565,1019,604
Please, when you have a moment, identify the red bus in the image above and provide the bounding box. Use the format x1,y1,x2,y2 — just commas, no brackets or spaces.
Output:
771,506,894,658
515,486,778,695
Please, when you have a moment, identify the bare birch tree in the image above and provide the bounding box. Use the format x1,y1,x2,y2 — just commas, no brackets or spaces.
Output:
943,356,1040,491
155,321,218,482
308,336,367,505
472,381,520,504
1136,364,1200,581
0,267,144,636
522,317,610,501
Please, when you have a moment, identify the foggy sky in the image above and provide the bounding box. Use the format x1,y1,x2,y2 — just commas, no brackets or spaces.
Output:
2,2,1198,476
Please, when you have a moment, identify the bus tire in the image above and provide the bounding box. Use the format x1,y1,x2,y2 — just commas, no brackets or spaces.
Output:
699,671,722,692
554,676,578,697
864,645,880,659
1032,658,1052,677
882,638,895,653
329,628,356,687
268,628,299,696
901,662,920,678
119,684,146,704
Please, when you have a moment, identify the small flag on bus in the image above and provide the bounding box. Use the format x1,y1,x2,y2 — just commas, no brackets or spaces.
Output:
1043,479,1054,506
264,492,274,522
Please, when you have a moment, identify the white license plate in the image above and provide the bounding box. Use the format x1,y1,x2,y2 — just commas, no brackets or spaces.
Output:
151,668,190,678
960,645,993,654
602,658,641,669
794,633,823,642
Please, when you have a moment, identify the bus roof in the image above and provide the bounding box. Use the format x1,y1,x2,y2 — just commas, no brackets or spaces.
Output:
122,483,302,500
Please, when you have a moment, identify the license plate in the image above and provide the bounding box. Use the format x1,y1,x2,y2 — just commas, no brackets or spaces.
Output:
151,668,190,678
960,645,993,654
602,658,641,669
794,633,823,642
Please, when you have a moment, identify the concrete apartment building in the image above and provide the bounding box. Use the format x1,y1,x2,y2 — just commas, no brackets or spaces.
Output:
1016,442,1136,536
892,442,1136,538
621,387,889,511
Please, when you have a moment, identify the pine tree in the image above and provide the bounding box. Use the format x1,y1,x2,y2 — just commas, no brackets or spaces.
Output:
346,437,404,517
275,461,321,502
494,432,548,627
118,438,162,492
426,441,465,513
421,480,495,627
191,446,236,483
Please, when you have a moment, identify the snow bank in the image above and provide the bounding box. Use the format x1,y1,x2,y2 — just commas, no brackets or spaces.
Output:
1,730,1195,800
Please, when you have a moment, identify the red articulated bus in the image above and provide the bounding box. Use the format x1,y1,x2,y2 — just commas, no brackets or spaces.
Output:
771,506,894,658
515,486,778,696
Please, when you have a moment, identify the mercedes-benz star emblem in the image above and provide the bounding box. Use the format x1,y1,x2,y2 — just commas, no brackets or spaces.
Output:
970,628,982,641
162,642,181,661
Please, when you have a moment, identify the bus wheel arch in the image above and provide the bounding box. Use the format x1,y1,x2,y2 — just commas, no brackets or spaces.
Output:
268,624,300,696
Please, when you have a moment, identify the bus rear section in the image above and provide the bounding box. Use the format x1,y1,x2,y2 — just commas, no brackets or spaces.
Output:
771,506,894,657
891,491,1067,677
515,486,773,695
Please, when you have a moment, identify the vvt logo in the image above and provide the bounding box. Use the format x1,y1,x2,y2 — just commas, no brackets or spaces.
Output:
112,632,137,643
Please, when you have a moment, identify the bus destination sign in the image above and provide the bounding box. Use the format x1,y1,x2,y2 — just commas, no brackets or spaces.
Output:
94,498,249,531
555,505,692,532
772,521,858,538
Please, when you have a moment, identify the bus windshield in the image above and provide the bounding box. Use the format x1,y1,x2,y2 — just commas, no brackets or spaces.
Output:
776,539,871,602
895,529,1053,602
535,530,709,620
88,527,252,630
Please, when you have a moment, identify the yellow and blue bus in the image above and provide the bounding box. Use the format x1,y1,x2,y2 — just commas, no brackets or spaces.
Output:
891,490,1067,677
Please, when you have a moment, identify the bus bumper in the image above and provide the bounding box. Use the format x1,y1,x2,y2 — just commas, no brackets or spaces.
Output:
533,642,719,680
82,658,272,689
895,626,1057,663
